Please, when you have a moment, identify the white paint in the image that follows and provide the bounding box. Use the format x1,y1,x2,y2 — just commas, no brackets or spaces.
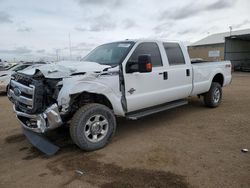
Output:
191,61,232,95
20,60,111,78
122,40,231,112
57,67,125,116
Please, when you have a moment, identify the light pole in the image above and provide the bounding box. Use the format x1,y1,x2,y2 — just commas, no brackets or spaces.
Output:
56,49,60,62
229,26,232,36
69,33,72,60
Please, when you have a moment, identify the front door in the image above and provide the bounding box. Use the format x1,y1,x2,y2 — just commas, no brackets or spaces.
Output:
123,42,167,112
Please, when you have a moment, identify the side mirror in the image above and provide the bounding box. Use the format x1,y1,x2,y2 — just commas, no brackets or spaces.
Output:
126,54,152,73
138,55,152,73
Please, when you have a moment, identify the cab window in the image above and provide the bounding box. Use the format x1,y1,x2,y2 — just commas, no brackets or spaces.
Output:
163,42,185,65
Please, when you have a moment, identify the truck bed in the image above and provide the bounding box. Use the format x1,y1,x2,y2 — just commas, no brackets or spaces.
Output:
191,61,232,96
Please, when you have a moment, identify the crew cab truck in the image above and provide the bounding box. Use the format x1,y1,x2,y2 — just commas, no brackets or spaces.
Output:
8,40,232,155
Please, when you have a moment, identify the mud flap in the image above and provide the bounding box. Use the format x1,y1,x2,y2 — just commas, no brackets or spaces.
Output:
22,128,59,156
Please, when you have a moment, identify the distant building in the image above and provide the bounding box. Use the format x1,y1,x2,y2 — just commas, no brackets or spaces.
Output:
188,28,250,71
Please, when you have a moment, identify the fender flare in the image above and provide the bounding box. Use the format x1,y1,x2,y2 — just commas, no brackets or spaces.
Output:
209,70,225,87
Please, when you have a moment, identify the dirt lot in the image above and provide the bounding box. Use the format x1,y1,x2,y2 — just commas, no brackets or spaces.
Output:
0,72,249,188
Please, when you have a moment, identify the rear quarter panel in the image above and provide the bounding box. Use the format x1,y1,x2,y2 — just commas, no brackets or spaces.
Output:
191,61,232,96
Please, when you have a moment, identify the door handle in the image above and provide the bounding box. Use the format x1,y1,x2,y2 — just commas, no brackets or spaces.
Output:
186,69,190,76
159,72,168,80
163,72,168,80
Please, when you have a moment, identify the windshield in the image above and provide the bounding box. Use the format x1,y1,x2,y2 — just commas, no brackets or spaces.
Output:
83,42,135,66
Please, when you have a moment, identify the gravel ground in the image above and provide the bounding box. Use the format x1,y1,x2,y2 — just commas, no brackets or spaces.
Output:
0,72,249,188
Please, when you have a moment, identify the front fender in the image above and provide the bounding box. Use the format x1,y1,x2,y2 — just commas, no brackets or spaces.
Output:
57,75,125,116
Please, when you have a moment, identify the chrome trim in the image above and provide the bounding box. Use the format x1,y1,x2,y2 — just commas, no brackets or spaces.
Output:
10,80,34,95
14,104,63,133
9,89,33,106
9,80,35,109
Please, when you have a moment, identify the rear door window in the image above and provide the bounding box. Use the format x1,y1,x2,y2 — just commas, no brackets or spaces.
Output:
163,42,185,65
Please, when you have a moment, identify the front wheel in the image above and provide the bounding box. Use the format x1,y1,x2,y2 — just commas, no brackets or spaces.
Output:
203,82,222,108
70,103,116,151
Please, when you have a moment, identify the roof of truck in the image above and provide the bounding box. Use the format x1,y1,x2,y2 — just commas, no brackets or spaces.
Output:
113,39,182,45
125,39,179,42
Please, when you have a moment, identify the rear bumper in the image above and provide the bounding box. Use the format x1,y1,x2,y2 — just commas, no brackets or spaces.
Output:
14,104,63,133
224,75,232,86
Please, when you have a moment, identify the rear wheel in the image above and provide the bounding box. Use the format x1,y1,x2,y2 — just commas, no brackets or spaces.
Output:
70,103,116,151
204,82,222,108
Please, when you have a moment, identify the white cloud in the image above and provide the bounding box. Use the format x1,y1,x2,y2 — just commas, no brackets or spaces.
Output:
0,47,32,54
0,11,13,23
17,26,32,32
0,0,249,61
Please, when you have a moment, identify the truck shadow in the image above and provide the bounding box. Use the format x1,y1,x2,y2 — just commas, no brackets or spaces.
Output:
49,97,205,153
6,97,202,187
0,92,7,97
115,97,205,138
37,98,202,187
15,97,205,158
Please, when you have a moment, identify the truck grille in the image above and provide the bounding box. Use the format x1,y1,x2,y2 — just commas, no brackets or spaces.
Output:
9,80,35,109
9,73,46,114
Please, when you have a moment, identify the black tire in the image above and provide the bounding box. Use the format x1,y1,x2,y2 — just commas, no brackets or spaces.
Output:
204,82,222,108
70,103,116,151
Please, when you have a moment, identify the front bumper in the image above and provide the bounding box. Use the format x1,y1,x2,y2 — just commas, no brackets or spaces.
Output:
14,104,63,133
22,128,59,155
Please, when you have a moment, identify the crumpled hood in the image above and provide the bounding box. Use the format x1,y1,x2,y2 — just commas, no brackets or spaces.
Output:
19,60,111,78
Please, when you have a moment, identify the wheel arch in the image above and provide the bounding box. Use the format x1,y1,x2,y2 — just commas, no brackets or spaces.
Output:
57,80,125,116
212,73,224,87
70,91,113,110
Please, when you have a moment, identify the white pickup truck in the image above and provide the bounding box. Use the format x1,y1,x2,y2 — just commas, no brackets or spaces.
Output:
8,40,232,155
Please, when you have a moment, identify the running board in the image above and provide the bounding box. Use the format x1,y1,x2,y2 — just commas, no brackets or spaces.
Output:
126,99,188,120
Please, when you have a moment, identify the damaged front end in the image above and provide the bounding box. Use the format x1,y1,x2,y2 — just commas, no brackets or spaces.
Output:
8,71,64,155
13,104,62,133
7,60,119,155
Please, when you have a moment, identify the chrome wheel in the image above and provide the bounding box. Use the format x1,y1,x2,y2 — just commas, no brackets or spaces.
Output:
213,88,220,103
84,114,109,143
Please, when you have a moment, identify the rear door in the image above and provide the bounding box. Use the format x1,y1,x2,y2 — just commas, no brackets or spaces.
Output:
161,42,193,101
123,42,168,112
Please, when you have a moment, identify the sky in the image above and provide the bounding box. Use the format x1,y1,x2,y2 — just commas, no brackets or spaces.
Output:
0,0,250,62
